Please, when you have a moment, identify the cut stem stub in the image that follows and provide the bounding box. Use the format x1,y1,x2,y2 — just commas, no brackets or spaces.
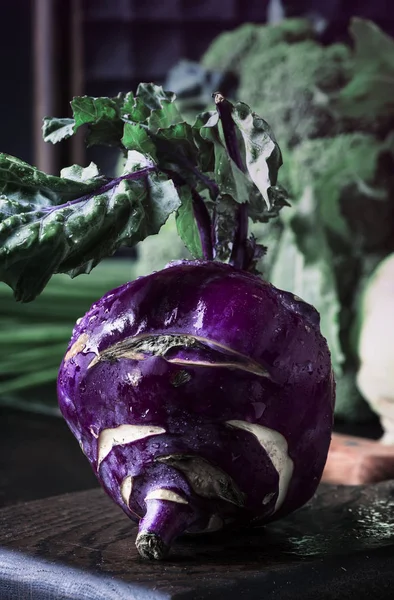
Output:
136,497,197,560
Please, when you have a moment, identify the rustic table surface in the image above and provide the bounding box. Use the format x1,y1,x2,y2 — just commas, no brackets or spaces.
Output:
1,480,393,600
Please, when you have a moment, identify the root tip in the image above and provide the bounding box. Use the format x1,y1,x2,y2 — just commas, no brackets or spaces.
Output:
136,532,169,560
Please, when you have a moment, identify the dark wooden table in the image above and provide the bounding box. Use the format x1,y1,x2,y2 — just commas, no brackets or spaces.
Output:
1,407,393,599
1,478,394,598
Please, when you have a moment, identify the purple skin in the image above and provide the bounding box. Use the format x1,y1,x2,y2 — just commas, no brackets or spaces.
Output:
58,260,334,559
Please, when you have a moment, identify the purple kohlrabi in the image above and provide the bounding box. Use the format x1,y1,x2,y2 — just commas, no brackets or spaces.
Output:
58,260,335,559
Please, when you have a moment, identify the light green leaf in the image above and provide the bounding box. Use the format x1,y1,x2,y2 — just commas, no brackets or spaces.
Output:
334,18,394,120
287,134,385,241
175,187,203,258
269,186,343,374
122,151,154,174
60,162,101,182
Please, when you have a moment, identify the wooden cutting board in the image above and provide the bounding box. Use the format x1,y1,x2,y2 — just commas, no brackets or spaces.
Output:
0,481,393,600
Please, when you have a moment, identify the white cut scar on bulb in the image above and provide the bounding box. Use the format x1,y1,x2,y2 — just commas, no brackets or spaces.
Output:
97,424,166,467
64,333,89,362
226,420,294,512
145,489,188,504
120,475,134,506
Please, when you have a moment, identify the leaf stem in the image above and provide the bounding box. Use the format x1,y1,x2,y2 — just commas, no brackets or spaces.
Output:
161,167,214,261
191,189,214,260
214,93,245,172
229,203,249,269
214,93,248,270
42,165,156,214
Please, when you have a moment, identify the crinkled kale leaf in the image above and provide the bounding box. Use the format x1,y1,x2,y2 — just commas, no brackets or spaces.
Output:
1,83,288,301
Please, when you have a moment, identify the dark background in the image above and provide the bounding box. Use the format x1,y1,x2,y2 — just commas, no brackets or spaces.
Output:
3,0,394,165
0,0,391,508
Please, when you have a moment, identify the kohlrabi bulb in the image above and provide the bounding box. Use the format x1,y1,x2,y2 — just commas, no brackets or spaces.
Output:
58,261,334,559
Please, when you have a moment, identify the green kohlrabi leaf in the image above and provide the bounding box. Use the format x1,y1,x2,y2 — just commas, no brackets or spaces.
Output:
0,154,106,205
198,107,289,221
232,101,283,207
136,83,176,111
201,122,249,203
60,162,101,182
121,150,154,174
71,95,119,128
122,123,157,156
42,118,75,144
250,184,290,223
269,186,344,374
148,101,183,132
175,187,203,258
198,111,250,203
150,122,208,189
333,18,394,121
0,153,180,301
72,94,126,147
43,84,182,149
123,84,182,131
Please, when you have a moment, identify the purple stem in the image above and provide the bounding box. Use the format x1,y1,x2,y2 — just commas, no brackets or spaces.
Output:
230,203,249,269
214,93,245,173
211,204,218,259
214,93,249,270
161,167,214,261
136,498,197,560
42,165,156,214
191,189,214,260
189,166,220,201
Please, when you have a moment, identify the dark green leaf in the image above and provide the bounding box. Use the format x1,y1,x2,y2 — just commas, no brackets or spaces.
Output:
156,122,199,164
42,117,75,144
136,83,176,111
199,119,249,204
148,101,183,132
245,234,267,275
198,111,289,225
0,154,105,205
232,101,282,207
44,93,128,147
0,153,180,301
249,184,290,223
123,96,151,124
86,118,124,148
152,123,203,187
71,95,125,147
122,123,157,156
175,187,203,258
192,111,216,173
71,96,119,129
